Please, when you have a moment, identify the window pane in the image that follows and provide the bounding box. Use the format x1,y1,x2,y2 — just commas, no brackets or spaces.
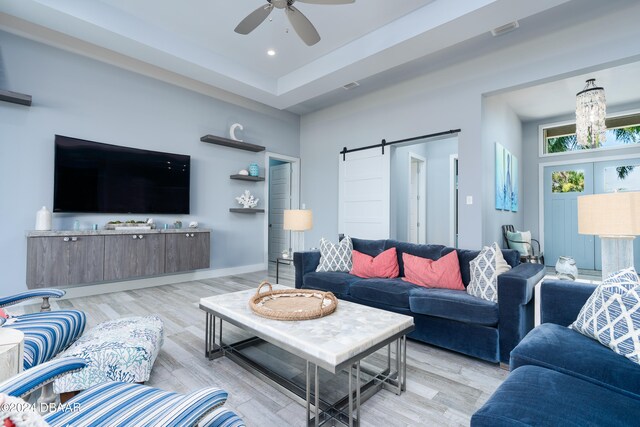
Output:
552,170,585,193
604,164,640,192
543,114,640,154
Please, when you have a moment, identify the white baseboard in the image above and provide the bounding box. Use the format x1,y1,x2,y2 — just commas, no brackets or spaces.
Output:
60,264,265,300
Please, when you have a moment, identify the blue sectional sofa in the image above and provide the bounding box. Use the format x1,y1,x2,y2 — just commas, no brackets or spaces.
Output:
294,238,546,364
472,279,640,426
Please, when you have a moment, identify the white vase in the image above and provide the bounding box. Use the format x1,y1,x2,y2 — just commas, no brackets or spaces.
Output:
35,206,52,231
555,256,578,281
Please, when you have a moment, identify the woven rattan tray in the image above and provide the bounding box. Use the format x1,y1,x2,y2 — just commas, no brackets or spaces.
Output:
249,281,338,321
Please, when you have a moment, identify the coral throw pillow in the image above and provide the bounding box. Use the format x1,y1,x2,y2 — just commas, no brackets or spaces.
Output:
0,308,8,319
402,250,465,290
350,248,399,279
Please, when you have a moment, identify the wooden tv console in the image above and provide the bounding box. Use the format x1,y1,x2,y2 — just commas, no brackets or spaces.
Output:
26,229,211,289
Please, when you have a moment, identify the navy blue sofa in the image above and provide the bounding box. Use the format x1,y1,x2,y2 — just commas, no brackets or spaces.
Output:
472,280,640,426
294,238,546,364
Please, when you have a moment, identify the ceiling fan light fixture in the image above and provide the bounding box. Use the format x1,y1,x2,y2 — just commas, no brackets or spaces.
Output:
235,0,355,46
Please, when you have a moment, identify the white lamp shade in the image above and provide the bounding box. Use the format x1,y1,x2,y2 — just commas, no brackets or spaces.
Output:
284,209,313,231
578,192,640,236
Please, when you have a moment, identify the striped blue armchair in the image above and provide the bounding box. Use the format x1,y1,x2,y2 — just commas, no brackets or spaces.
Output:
0,289,86,369
0,358,245,427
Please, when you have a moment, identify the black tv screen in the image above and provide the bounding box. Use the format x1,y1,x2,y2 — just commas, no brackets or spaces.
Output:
54,135,190,214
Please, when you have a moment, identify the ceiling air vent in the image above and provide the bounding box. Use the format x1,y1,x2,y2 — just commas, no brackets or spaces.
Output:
491,21,519,37
342,82,360,90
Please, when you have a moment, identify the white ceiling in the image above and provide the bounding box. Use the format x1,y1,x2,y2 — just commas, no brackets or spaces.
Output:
492,61,640,121
0,0,636,116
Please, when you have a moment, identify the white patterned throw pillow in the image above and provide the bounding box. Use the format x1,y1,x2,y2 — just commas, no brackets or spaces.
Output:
572,267,640,365
316,236,353,272
466,242,511,303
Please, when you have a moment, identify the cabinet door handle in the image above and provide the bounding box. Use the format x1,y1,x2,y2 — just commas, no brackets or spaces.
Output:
138,235,144,239
71,237,78,242
190,233,194,237
132,235,138,239
185,233,190,237
63,237,70,242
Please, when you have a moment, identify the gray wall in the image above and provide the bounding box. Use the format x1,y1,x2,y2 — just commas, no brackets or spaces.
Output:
481,96,523,247
300,2,640,250
0,31,300,295
391,137,458,245
522,101,640,246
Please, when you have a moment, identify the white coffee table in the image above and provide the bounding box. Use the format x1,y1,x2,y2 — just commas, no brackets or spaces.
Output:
200,285,414,427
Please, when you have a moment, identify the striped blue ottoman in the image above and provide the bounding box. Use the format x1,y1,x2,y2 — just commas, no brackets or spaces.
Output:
52,315,164,394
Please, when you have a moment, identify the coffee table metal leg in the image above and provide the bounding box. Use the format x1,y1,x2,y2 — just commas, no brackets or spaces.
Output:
402,335,407,392
356,361,361,424
395,338,402,395
306,361,311,425
349,363,353,427
314,363,320,427
205,313,224,360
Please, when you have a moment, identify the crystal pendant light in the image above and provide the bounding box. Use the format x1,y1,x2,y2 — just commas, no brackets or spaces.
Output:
576,78,606,148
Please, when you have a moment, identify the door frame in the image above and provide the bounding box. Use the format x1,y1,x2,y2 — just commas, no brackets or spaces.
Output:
450,154,458,247
264,152,300,270
407,152,427,244
537,152,636,254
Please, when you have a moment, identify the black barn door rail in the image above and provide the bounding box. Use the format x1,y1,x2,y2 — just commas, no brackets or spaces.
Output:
340,129,461,161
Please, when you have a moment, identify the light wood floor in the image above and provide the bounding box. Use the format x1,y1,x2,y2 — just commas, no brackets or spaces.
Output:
15,263,507,426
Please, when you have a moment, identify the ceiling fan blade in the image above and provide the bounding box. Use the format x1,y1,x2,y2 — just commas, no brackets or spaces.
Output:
286,5,321,46
234,4,273,35
296,0,355,4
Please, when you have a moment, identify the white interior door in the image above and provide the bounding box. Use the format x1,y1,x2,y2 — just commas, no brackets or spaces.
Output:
338,149,390,239
269,163,291,261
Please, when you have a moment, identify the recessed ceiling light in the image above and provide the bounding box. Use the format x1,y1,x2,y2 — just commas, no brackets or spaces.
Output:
267,49,276,56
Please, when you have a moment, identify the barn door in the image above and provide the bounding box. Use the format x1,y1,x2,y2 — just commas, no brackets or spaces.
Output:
338,149,390,239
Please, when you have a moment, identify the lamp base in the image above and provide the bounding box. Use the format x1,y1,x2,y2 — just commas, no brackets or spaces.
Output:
600,236,635,280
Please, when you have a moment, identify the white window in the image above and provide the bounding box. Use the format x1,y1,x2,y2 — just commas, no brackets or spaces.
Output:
541,112,640,156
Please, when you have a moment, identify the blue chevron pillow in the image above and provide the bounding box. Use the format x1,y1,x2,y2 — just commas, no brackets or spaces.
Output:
572,267,640,364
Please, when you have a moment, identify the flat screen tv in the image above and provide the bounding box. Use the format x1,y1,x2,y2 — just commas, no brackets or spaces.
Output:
54,135,190,214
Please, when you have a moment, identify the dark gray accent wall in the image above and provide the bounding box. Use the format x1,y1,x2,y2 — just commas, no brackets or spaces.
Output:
0,31,299,295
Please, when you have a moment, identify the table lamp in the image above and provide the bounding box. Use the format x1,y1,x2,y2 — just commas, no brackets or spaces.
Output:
283,209,313,257
578,191,640,279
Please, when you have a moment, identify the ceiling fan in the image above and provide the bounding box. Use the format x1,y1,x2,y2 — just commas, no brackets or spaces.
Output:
234,0,355,46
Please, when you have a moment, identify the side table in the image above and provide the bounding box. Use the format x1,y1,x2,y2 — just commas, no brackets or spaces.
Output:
0,328,24,382
276,257,293,284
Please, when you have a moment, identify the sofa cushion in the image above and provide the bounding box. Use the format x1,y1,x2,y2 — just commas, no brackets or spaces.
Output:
572,267,640,365
466,243,511,303
442,247,519,287
349,278,416,309
402,251,464,290
409,288,498,326
384,240,445,277
351,248,399,279
471,365,640,427
351,237,386,257
302,272,361,297
316,236,353,272
511,323,640,398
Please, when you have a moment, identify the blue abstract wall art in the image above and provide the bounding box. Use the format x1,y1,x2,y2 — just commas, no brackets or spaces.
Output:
495,143,518,212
